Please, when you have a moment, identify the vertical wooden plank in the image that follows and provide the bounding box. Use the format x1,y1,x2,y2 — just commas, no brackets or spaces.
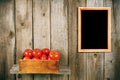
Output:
33,0,50,48
50,0,68,80
110,0,120,34
86,0,104,80
68,0,87,80
33,0,50,80
51,0,68,65
105,0,120,80
0,0,15,80
104,0,115,80
87,53,104,80
87,0,103,7
15,0,33,80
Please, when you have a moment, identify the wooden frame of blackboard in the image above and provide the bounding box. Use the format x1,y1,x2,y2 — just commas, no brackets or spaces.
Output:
78,7,111,52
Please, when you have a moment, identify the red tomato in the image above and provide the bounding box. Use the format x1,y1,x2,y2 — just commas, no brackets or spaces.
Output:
33,48,41,52
48,56,51,60
42,48,50,55
40,54,47,60
48,50,60,60
32,48,42,59
23,49,33,58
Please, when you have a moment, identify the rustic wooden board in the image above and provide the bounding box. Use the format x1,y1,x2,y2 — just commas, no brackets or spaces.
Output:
111,0,120,34
106,0,120,80
104,0,115,80
1,0,120,80
0,0,15,80
50,0,68,80
87,0,103,7
68,0,87,80
15,0,33,80
87,53,104,80
33,0,51,80
33,0,50,48
86,0,104,80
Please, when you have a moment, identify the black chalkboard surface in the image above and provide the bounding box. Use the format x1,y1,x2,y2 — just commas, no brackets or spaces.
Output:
78,7,111,52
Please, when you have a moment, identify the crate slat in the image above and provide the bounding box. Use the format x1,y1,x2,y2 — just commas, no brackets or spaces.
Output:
19,60,59,73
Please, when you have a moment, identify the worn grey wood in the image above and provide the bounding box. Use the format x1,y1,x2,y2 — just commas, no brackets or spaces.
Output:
86,0,104,80
50,0,68,80
87,53,104,80
33,0,51,80
111,0,120,34
33,0,50,48
0,0,15,80
106,0,120,80
68,0,87,80
104,0,115,80
1,0,120,80
15,0,33,80
87,0,103,7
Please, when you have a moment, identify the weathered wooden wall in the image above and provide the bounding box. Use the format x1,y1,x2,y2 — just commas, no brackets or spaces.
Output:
0,0,119,80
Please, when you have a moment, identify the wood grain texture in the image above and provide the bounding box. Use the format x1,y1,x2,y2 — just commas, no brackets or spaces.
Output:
50,0,68,80
104,0,114,80
51,0,68,65
87,0,103,7
87,53,104,80
1,0,120,80
86,0,104,80
0,0,15,80
33,0,50,80
19,60,59,73
108,0,120,80
15,0,33,80
68,0,87,80
33,0,50,48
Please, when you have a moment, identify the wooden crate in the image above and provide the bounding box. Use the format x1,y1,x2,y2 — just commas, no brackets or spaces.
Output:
19,59,59,74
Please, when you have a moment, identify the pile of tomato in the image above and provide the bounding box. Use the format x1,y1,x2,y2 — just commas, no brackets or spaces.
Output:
22,48,60,60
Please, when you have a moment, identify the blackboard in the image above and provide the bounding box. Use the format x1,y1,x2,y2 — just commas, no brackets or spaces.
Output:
78,7,111,52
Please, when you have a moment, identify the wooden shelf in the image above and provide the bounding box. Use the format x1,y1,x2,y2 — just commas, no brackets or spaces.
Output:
10,64,70,75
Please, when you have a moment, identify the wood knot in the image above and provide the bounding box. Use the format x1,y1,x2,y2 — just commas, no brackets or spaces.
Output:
21,22,25,26
8,31,14,39
43,13,45,16
94,54,98,58
107,78,110,80
93,53,98,64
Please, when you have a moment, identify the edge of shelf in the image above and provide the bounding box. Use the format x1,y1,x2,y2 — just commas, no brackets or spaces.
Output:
10,64,71,75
